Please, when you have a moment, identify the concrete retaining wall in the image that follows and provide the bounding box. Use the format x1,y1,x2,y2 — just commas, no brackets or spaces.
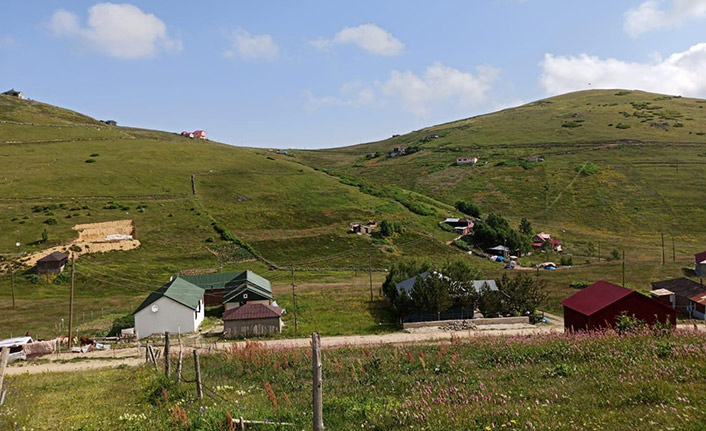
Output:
403,316,529,329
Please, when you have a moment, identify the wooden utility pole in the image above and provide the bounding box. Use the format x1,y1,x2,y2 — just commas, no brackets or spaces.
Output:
164,331,170,377
312,332,324,431
661,232,665,265
194,349,203,400
622,250,626,288
368,253,373,302
598,242,601,262
291,262,298,337
9,264,15,309
68,253,75,349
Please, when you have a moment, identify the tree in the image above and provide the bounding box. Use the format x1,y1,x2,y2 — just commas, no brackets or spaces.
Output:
380,220,403,237
455,200,481,218
41,228,48,243
382,259,432,302
518,218,533,236
411,273,452,317
478,282,502,317
442,260,482,310
499,273,548,316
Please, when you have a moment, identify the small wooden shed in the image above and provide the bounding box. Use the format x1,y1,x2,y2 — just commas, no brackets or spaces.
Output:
223,303,283,338
36,251,69,274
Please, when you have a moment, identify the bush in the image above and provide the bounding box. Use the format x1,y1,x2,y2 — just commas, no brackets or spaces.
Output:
609,249,621,261
44,218,58,225
615,123,631,129
108,313,135,336
455,200,481,218
560,255,573,266
615,312,645,335
90,153,100,157
25,274,42,284
380,220,404,237
562,121,583,128
569,282,589,289
85,158,96,163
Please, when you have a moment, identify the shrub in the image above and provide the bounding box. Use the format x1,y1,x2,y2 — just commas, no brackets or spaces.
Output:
609,249,621,261
454,200,481,218
85,158,96,163
615,123,631,129
90,153,100,157
569,282,589,289
560,255,573,266
44,218,57,225
380,220,404,237
108,313,135,336
615,312,645,335
576,162,599,176
561,121,582,128
25,274,42,284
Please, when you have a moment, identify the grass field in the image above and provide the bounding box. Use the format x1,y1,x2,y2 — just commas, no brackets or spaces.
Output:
3,329,706,430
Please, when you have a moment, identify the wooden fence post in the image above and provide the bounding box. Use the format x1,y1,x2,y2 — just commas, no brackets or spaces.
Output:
164,331,170,378
176,350,183,383
145,341,149,363
312,332,324,431
194,349,203,400
0,347,9,406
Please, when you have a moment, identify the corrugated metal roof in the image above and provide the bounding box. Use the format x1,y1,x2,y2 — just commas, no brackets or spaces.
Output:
560,281,633,316
223,303,283,321
37,251,68,262
182,271,271,293
395,272,498,296
695,251,706,264
133,277,204,314
651,278,705,298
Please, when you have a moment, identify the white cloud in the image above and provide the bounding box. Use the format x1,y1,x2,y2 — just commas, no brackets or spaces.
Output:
540,43,706,96
224,28,279,62
307,62,500,117
311,24,404,56
47,3,180,59
624,0,706,37
380,62,500,117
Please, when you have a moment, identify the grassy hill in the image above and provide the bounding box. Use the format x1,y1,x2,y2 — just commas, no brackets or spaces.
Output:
295,89,706,262
0,94,462,338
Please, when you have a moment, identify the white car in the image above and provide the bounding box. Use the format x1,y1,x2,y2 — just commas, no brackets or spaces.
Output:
0,336,33,363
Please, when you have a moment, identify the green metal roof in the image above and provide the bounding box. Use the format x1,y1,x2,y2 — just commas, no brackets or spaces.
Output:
181,271,271,293
133,277,204,314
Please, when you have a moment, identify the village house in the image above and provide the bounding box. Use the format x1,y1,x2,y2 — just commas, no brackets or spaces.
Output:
562,281,676,331
395,272,505,322
350,220,377,235
35,251,68,274
193,130,207,139
181,270,273,309
443,217,474,235
133,277,205,339
694,251,706,277
180,131,194,138
456,157,478,166
532,232,562,252
650,277,706,316
223,303,284,337
389,145,406,158
2,88,24,99
100,120,117,126
689,293,706,320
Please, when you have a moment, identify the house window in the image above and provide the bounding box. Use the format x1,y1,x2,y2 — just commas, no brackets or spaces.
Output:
243,293,248,299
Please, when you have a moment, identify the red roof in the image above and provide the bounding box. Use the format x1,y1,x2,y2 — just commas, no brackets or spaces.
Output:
690,293,706,306
695,251,706,264
561,281,634,316
223,303,283,321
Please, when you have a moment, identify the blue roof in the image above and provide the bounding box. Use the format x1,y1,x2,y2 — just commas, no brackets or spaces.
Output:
395,272,498,296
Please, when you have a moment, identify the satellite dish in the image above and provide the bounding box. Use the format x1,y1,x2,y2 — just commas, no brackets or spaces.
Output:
151,304,159,313
15,242,20,247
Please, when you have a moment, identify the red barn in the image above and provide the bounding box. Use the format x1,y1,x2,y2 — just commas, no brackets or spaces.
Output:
561,280,676,331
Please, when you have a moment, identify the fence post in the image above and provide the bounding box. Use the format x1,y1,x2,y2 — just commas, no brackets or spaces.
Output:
145,341,149,363
0,347,8,406
164,331,170,378
176,350,183,383
312,332,324,431
194,349,203,400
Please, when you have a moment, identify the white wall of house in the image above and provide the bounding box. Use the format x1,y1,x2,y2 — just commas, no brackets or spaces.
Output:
135,296,204,339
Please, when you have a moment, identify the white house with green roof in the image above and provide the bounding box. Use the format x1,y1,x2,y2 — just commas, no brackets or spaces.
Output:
134,277,205,339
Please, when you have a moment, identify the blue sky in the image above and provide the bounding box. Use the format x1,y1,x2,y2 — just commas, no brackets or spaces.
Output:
2,1,706,148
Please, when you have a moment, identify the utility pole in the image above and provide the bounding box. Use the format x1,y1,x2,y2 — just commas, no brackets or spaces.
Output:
291,262,298,337
369,253,373,302
598,242,601,262
9,265,15,309
661,232,665,265
68,253,75,349
622,250,626,288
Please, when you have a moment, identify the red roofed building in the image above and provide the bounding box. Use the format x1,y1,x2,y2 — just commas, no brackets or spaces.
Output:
223,303,283,337
193,130,206,139
690,293,706,320
695,250,706,277
561,281,676,331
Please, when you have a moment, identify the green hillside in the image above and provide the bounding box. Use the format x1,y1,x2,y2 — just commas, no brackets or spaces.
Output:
295,89,706,258
0,94,460,338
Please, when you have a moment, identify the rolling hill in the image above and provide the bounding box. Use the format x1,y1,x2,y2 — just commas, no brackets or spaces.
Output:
294,89,706,259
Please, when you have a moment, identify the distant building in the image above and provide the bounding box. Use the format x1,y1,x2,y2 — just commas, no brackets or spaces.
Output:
181,271,272,308
100,120,117,126
350,220,377,235
689,293,706,320
36,252,68,274
389,146,406,158
181,131,193,138
2,88,24,99
527,156,544,163
650,277,706,315
193,130,207,139
223,303,284,337
562,280,676,331
456,157,478,165
532,232,562,252
695,251,706,277
133,277,205,339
